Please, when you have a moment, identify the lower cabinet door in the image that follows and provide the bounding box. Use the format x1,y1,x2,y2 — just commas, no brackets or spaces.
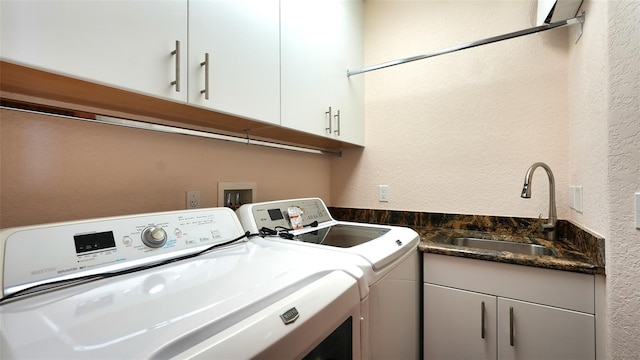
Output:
424,283,497,360
497,298,595,360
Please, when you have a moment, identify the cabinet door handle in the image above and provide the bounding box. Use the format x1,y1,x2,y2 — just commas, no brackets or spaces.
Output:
509,306,515,346
481,301,486,339
200,52,210,100
170,40,181,92
334,110,341,136
325,107,332,134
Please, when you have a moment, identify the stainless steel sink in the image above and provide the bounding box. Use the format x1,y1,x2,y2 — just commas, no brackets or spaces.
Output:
450,237,557,256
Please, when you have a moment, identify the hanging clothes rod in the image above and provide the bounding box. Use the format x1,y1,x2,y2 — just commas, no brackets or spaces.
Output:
0,105,342,157
347,11,585,77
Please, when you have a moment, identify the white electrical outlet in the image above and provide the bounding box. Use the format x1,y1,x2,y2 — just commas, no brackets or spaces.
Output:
186,191,200,209
379,185,389,202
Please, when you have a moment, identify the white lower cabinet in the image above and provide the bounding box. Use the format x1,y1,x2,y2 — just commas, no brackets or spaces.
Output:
497,298,595,360
424,284,497,360
423,253,596,360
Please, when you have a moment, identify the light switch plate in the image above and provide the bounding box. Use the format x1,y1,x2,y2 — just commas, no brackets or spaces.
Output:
570,186,583,213
636,193,640,229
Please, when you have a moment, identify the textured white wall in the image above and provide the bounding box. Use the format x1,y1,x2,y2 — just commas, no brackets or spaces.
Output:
567,1,611,357
605,0,640,357
569,0,640,357
332,0,570,219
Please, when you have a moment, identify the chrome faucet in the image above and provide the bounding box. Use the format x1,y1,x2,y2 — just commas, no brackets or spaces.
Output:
521,162,557,241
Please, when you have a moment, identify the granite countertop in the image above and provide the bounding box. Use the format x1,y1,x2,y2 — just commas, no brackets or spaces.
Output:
418,228,604,275
328,207,606,276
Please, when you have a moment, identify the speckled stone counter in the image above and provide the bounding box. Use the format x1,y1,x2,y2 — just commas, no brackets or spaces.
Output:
329,207,605,275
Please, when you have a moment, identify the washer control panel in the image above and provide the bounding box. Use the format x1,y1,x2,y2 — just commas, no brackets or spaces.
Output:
1,207,244,296
238,198,333,233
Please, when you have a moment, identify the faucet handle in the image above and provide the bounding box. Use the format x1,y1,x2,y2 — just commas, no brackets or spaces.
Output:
541,223,555,231
537,214,555,232
537,214,544,231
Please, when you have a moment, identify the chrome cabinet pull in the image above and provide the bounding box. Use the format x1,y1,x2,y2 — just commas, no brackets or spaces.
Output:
481,301,486,339
325,107,332,134
170,40,180,92
334,110,341,136
200,52,210,100
509,306,515,346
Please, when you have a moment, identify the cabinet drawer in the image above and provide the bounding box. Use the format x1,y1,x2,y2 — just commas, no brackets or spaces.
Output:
423,253,595,313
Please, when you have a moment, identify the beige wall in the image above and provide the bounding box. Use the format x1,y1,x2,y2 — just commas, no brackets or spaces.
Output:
0,108,332,228
332,0,570,219
567,0,610,239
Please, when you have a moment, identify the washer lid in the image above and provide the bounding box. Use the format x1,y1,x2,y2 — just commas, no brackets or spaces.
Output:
295,224,390,247
0,241,354,359
290,222,419,271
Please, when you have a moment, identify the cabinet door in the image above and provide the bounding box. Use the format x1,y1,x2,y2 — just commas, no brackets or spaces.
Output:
281,0,364,145
498,298,595,360
333,0,364,145
188,0,280,125
424,283,497,360
0,0,187,102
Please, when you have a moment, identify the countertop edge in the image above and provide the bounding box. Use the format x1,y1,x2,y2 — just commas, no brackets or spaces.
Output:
419,241,605,275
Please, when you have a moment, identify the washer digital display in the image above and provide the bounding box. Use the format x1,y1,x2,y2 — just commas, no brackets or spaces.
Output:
268,208,284,221
74,231,116,254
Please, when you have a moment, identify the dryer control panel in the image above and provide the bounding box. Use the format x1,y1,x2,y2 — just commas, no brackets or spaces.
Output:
237,198,334,233
0,207,245,297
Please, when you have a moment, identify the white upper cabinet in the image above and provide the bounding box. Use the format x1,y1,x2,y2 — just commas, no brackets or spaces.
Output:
188,0,280,125
281,0,364,145
0,0,188,102
2,0,363,145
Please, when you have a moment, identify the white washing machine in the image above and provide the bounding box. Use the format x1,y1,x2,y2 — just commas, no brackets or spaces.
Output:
236,198,421,360
0,207,365,359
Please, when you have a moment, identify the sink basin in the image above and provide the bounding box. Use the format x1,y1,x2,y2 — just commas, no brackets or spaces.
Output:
450,237,558,256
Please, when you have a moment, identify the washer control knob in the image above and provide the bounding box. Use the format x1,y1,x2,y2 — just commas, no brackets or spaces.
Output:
141,226,167,248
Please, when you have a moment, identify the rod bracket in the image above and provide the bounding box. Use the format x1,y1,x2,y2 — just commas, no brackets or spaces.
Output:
244,129,251,145
574,11,585,44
